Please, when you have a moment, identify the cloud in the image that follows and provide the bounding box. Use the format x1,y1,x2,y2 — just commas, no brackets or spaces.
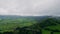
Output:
0,0,60,16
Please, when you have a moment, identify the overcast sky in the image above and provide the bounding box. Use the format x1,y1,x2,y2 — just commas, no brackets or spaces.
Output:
0,0,60,16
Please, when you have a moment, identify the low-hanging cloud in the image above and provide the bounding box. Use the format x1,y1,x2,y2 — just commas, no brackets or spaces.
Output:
0,0,60,16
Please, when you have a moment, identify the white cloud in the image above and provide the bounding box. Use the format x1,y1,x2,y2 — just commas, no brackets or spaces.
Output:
0,0,60,16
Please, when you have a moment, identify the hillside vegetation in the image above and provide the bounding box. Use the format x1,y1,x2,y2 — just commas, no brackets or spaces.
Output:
0,16,60,34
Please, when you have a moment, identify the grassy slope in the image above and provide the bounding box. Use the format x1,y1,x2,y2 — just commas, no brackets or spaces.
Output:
0,17,60,34
0,18,37,32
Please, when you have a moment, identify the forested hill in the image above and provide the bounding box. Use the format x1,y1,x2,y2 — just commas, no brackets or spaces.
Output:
0,15,57,19
0,15,60,34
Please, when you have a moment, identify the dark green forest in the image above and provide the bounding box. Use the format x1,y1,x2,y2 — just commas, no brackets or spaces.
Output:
0,16,60,34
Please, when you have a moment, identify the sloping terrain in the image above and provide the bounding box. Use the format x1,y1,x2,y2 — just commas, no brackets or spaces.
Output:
0,16,60,34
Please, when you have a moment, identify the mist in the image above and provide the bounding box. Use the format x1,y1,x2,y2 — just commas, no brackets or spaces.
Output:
0,0,60,16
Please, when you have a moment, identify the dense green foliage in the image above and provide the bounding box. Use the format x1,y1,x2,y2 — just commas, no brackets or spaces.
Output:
0,18,37,32
0,16,60,34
